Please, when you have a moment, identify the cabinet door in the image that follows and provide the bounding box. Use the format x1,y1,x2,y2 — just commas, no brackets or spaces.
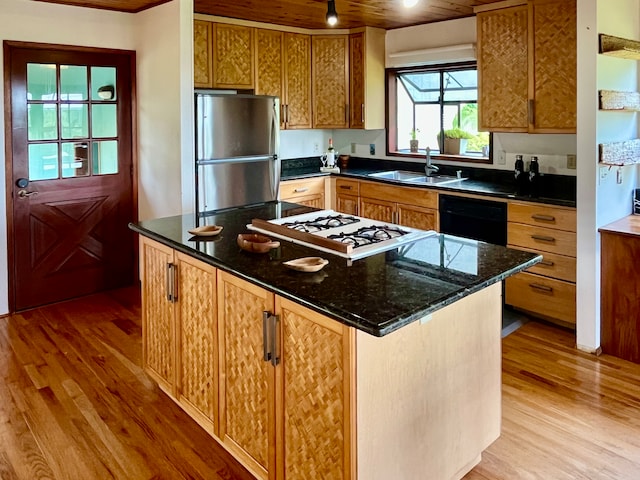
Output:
336,193,359,215
312,35,349,129
194,20,212,88
276,297,354,480
529,0,576,132
212,23,254,89
360,197,395,223
284,33,312,129
255,29,284,130
175,252,218,434
218,271,275,480
477,6,528,131
349,32,365,129
397,204,438,231
140,237,175,394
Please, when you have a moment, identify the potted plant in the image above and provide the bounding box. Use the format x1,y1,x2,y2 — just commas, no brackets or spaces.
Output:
409,129,419,153
439,128,474,155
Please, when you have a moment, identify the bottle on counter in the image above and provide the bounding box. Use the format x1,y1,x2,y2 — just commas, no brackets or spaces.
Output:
327,138,335,167
529,156,540,197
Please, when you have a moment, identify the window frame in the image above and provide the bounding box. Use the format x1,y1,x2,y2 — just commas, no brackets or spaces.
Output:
385,61,492,165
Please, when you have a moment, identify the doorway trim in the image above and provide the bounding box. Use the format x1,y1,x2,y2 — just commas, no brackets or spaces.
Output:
3,40,138,312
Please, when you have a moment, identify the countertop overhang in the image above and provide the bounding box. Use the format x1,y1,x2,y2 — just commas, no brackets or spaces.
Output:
130,202,541,336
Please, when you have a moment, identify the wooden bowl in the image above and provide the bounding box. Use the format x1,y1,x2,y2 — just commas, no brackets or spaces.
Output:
188,225,223,237
237,233,280,253
283,257,329,272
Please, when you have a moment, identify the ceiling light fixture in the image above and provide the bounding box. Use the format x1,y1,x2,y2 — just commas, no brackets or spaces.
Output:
403,0,419,7
326,0,338,26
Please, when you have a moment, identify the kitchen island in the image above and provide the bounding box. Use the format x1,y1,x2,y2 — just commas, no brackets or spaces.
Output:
130,201,540,480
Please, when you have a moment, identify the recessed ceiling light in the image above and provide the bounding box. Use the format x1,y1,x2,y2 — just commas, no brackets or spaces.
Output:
403,0,419,7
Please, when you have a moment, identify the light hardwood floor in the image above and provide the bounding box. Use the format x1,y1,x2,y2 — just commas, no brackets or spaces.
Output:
1,288,640,479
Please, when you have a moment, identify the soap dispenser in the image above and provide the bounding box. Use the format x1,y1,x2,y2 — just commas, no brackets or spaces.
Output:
514,155,526,194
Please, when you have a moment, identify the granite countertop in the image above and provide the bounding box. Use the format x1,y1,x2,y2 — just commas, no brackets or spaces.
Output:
130,202,541,337
281,157,576,208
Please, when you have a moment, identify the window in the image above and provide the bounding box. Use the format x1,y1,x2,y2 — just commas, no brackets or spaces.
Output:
386,62,490,163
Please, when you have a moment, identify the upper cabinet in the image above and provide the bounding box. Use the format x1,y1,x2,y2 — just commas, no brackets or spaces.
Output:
476,0,576,133
212,23,255,90
349,28,386,130
194,20,213,88
312,35,350,129
283,33,313,129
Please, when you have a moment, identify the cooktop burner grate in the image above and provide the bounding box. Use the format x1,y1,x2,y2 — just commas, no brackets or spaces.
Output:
327,225,410,248
281,214,360,233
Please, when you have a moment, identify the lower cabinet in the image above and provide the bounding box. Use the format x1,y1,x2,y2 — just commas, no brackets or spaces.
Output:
217,270,354,480
280,177,327,209
140,237,217,433
335,178,360,215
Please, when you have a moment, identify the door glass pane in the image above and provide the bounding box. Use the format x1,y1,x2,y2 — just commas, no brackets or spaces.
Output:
60,65,88,100
61,142,90,178
92,104,117,138
28,143,58,180
60,104,88,139
28,103,58,140
27,63,57,100
91,67,117,101
92,140,118,175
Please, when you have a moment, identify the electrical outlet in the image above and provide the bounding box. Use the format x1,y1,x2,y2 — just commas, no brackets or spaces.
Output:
370,143,376,155
599,166,609,184
313,142,319,153
567,154,577,169
351,142,356,154
497,150,506,165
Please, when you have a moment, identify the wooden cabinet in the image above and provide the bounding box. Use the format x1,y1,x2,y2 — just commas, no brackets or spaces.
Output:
476,0,576,133
280,177,327,209
217,271,353,480
505,201,576,325
212,23,254,89
140,237,218,433
349,28,385,130
359,181,438,231
335,179,360,215
255,30,312,130
312,35,349,129
194,20,213,88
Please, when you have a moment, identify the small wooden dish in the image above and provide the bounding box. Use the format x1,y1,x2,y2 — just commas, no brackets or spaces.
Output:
237,233,280,253
188,225,223,237
283,257,329,272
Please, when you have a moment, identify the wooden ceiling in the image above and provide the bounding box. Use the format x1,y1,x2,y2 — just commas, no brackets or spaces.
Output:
34,0,504,30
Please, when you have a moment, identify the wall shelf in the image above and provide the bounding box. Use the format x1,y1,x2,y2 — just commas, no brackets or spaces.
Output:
599,139,640,165
599,34,640,59
599,90,640,111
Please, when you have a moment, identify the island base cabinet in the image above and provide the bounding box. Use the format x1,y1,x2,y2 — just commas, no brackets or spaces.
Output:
355,282,502,480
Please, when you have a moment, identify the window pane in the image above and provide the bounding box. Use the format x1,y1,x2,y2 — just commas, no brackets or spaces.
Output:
91,67,117,101
28,143,58,180
60,65,88,101
28,103,58,140
397,80,413,151
415,104,441,151
61,104,88,139
27,63,57,101
399,72,440,102
443,70,478,102
91,104,117,138
92,140,118,175
61,142,90,178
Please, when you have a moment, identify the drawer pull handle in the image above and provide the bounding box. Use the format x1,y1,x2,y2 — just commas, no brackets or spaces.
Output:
539,259,555,267
531,214,555,222
339,185,353,190
529,283,553,293
531,234,555,243
293,187,309,193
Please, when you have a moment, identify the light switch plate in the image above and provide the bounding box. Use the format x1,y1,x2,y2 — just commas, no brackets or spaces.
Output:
351,142,356,154
567,154,577,169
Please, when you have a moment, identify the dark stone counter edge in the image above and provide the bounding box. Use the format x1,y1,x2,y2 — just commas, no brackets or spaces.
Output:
281,168,576,209
130,223,542,337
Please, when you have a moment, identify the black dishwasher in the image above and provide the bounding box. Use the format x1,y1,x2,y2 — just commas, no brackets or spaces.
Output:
439,194,507,246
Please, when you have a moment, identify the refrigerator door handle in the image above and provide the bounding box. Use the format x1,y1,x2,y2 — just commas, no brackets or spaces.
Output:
196,155,274,166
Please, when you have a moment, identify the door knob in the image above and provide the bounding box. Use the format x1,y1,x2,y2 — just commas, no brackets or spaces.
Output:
17,189,38,198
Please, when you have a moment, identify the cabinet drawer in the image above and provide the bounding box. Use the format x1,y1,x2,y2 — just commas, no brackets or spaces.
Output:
507,245,576,283
505,272,576,325
280,177,325,200
507,223,576,257
360,182,438,209
508,202,576,232
336,178,360,195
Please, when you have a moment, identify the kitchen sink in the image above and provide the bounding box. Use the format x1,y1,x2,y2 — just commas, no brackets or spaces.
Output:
368,170,467,186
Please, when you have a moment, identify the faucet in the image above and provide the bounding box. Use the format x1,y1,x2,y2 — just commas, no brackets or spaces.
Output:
425,147,439,176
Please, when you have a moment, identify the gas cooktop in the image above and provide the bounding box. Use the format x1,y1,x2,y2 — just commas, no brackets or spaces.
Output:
248,210,437,259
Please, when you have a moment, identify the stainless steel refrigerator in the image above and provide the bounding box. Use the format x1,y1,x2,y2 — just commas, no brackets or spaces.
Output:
195,92,280,213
